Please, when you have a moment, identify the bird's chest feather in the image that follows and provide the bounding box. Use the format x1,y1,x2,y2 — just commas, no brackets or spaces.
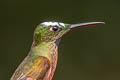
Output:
44,44,58,80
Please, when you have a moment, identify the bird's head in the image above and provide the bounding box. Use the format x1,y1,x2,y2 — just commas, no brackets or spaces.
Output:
33,21,104,45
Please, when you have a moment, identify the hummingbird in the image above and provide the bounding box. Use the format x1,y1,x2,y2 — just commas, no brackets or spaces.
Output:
11,21,104,80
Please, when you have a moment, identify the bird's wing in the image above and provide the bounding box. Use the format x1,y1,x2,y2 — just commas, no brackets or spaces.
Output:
11,56,50,80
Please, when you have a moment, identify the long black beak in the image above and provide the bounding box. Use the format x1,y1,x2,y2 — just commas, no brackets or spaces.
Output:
70,22,105,29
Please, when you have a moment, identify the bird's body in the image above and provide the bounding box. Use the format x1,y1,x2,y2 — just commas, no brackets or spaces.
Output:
11,21,104,80
11,42,58,80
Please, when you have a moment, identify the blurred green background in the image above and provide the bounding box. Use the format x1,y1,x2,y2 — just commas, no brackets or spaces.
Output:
0,0,120,80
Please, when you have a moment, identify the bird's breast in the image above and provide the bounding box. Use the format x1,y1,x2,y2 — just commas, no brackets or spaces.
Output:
44,43,58,80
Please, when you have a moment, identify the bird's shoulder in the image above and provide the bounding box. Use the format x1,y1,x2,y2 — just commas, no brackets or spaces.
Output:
11,56,51,80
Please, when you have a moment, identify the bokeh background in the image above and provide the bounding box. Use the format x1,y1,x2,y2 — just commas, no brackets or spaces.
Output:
0,0,120,80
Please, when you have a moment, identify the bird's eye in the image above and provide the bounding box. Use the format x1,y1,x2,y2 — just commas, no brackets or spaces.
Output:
50,26,61,32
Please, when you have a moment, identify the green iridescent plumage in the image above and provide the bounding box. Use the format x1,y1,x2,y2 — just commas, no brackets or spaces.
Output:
11,21,104,80
34,23,70,44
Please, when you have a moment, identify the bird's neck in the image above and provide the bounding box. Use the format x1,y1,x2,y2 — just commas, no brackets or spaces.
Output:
30,41,58,80
31,41,58,60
